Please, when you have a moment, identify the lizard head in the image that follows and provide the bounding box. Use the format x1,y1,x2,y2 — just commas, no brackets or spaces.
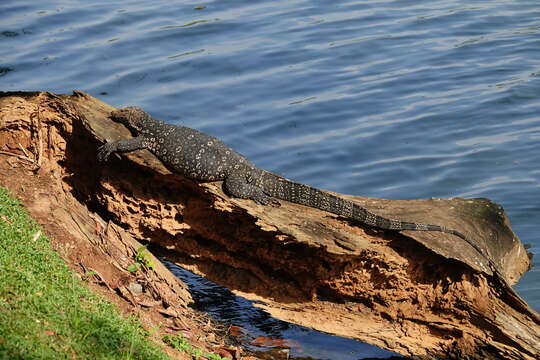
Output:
110,106,152,135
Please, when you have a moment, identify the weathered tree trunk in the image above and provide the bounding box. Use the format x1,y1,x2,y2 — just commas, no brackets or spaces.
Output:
1,90,538,359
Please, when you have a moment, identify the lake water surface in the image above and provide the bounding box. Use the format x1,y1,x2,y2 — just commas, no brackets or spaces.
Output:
1,0,539,358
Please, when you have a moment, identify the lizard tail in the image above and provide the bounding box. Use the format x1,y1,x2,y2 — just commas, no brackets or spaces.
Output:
260,171,500,274
260,170,452,232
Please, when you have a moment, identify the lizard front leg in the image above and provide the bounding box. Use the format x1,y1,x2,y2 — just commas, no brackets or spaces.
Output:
97,137,148,161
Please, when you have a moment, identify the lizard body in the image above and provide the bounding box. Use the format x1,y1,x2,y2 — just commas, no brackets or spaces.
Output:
98,106,502,278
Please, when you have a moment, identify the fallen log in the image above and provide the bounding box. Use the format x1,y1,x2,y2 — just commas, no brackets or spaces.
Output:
0,90,538,359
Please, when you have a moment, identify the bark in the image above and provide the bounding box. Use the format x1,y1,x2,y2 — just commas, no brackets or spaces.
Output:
1,90,538,360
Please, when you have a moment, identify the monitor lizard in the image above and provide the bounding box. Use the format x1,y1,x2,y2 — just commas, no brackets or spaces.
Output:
98,106,503,280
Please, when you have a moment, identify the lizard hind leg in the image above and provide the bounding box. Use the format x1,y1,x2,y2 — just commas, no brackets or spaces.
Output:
223,174,277,206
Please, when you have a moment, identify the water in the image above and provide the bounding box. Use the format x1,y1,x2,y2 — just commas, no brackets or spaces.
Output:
164,261,401,359
1,0,539,357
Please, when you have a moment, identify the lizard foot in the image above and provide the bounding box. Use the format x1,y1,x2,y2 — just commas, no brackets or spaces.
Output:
252,194,280,207
97,142,116,162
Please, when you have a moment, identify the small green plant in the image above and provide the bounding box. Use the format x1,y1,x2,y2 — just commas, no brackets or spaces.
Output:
82,270,97,281
207,353,229,360
163,334,192,353
128,245,155,272
163,334,229,360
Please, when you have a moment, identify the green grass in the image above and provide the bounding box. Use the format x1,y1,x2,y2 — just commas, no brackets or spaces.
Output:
0,187,172,360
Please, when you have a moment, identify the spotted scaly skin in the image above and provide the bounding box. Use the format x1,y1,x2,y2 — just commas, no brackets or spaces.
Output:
98,106,502,278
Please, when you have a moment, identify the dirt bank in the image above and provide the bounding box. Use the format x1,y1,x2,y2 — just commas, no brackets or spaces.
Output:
0,90,538,359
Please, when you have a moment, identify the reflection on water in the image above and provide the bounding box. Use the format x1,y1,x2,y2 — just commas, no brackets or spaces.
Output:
165,261,403,360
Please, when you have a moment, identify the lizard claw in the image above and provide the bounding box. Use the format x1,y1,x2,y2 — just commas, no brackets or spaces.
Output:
253,194,280,207
269,198,281,207
97,143,115,162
